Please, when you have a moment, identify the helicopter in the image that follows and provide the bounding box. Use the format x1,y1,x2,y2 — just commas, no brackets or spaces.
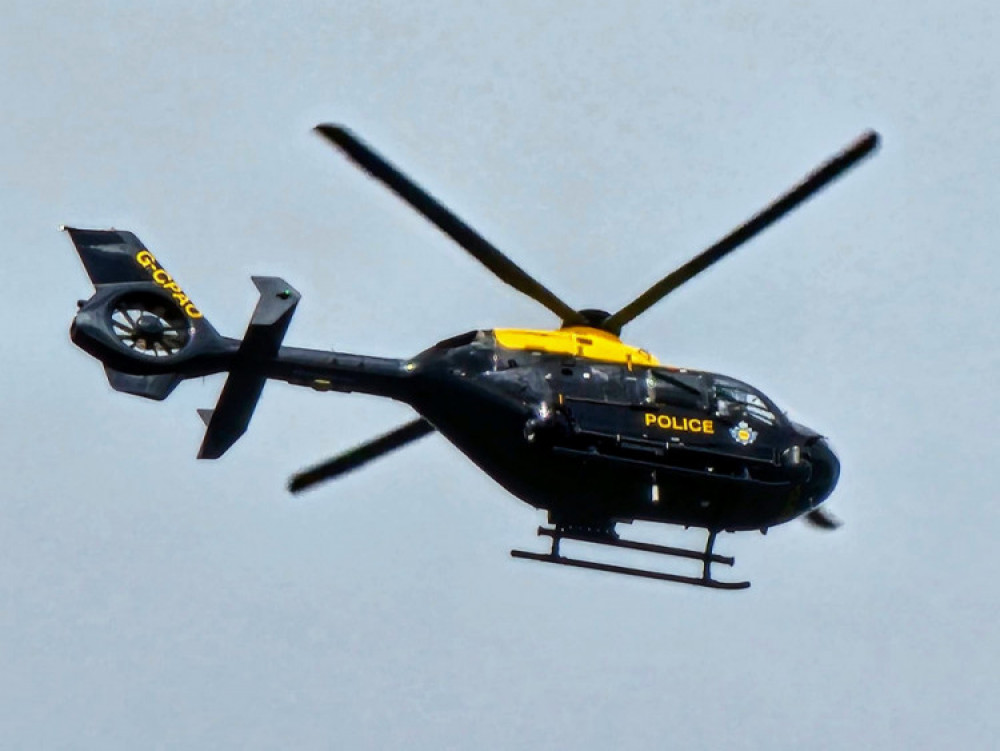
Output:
66,124,879,589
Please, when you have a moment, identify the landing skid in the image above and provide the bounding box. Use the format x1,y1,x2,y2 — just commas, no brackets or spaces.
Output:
511,527,750,590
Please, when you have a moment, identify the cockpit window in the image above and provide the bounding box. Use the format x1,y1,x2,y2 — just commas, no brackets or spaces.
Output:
713,378,777,425
553,363,635,402
646,370,706,410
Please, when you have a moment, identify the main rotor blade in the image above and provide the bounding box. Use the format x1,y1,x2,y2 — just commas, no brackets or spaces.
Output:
315,124,585,326
804,508,842,530
288,418,435,494
603,130,880,333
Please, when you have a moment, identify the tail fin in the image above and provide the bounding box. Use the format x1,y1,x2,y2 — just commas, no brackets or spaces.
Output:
65,226,212,320
66,228,168,285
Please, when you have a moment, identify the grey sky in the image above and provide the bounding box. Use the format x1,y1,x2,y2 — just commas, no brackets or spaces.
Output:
2,2,997,749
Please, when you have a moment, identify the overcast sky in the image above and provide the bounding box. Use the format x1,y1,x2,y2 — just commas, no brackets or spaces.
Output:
2,2,997,749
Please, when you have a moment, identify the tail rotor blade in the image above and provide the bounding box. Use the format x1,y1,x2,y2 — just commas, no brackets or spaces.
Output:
603,130,880,333
288,418,435,494
315,124,584,326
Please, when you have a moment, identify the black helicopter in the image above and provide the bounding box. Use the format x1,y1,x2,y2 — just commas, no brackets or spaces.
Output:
66,125,879,589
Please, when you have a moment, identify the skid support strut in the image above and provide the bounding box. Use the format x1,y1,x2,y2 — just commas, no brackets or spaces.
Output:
511,526,750,590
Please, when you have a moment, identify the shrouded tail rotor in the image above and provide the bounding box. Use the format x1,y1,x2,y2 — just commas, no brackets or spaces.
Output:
66,227,230,394
109,292,192,358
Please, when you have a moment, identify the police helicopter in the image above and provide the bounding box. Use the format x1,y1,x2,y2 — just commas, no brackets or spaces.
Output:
66,125,879,589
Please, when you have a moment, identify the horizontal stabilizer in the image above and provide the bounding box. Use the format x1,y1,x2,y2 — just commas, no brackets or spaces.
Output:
197,409,214,426
198,277,300,459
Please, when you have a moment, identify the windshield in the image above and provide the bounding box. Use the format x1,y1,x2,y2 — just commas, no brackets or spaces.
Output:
713,377,778,426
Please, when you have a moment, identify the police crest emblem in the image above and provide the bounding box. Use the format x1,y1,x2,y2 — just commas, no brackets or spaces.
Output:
730,420,757,446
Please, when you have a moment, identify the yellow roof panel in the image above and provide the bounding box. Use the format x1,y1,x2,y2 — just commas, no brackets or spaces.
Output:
493,326,659,367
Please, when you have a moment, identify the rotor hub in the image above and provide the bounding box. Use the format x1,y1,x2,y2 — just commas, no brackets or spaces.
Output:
136,313,167,337
109,292,191,358
566,308,616,333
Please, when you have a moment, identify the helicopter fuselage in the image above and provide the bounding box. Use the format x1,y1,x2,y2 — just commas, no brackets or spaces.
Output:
275,326,840,534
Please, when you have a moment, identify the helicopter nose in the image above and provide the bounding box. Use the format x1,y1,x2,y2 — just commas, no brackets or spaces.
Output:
804,437,840,507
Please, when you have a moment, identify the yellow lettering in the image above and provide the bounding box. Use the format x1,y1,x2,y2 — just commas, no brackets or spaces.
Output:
643,413,715,436
135,251,203,320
